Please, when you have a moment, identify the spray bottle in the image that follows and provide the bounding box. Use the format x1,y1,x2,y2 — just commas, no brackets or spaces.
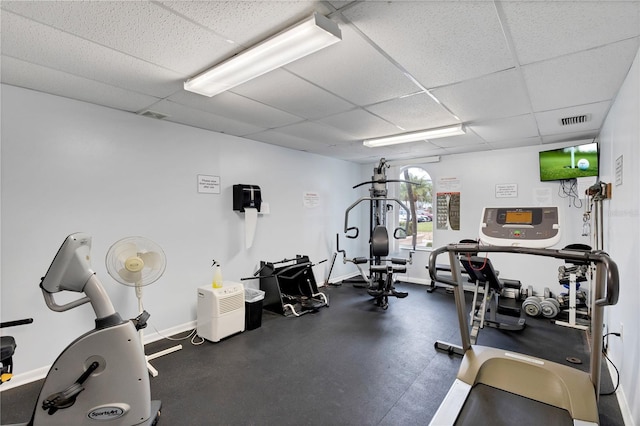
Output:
211,260,223,288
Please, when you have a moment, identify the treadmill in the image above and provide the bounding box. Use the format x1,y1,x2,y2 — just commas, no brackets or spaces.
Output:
428,207,619,425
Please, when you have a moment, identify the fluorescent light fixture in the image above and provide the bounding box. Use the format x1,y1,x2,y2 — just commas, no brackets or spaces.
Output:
184,13,341,97
363,124,466,148
387,156,440,166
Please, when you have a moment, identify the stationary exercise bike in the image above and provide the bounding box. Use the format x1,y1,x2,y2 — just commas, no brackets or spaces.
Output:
4,233,161,425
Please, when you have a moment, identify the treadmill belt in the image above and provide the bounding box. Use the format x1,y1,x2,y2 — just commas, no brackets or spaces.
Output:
456,384,573,426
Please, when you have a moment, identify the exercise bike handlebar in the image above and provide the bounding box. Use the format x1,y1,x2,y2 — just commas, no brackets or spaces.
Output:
428,243,619,307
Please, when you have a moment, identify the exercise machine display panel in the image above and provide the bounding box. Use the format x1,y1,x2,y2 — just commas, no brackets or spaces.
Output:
479,207,560,248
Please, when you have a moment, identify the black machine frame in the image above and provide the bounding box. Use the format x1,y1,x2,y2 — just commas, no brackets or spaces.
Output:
254,256,328,317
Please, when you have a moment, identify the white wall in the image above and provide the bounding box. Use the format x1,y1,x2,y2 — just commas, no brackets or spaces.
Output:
0,85,362,380
2,68,638,423
598,46,640,426
391,146,593,295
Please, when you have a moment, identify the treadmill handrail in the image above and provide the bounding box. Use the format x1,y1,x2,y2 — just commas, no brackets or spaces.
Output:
428,244,618,307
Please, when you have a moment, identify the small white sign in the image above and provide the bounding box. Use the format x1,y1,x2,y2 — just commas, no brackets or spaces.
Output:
438,177,461,192
197,175,220,194
495,183,518,198
615,155,623,186
303,191,320,208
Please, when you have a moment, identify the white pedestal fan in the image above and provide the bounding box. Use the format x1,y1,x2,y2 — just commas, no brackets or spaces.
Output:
105,236,182,377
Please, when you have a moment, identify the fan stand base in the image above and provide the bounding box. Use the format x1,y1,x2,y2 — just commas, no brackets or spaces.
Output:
145,344,183,377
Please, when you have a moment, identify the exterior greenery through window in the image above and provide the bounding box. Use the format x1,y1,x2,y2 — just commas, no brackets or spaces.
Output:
398,167,433,249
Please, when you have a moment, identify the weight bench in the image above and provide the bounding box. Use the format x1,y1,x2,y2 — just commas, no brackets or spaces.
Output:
459,256,525,343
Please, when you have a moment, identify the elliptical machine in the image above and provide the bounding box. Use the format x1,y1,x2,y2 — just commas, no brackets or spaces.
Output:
328,158,417,309
5,233,161,425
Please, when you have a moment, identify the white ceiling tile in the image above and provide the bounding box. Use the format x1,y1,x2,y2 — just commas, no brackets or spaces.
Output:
167,90,303,128
1,57,161,113
443,143,492,155
469,114,539,143
0,0,636,163
541,132,599,146
247,129,333,152
501,1,640,65
284,24,419,105
535,101,610,136
317,109,401,139
272,121,356,145
488,136,543,151
231,69,354,120
342,1,514,88
1,11,185,98
432,69,531,123
153,100,265,136
1,1,235,75
523,38,640,112
430,133,487,149
160,1,333,47
365,93,459,132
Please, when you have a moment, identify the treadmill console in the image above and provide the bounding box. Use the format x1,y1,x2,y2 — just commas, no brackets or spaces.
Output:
479,207,560,248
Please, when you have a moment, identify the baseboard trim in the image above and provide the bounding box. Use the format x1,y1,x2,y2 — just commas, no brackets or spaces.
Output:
0,321,198,392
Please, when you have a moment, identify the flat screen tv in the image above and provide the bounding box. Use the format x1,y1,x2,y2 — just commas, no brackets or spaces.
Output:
539,142,599,182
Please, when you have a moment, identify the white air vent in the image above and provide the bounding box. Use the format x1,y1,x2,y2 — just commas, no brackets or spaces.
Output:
137,110,169,120
559,114,590,126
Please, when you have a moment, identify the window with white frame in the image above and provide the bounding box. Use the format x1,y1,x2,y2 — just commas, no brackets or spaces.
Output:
397,166,434,250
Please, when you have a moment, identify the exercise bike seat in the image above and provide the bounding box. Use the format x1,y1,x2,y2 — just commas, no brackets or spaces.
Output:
460,256,522,317
459,256,502,292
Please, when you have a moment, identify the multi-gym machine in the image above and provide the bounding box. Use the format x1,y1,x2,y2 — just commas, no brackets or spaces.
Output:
3,233,161,425
428,207,619,425
327,158,417,309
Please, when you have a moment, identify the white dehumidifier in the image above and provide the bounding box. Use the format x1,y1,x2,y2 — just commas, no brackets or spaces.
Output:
197,282,245,342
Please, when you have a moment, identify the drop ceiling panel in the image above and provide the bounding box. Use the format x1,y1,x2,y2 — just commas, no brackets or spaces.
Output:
248,129,333,152
284,23,419,106
153,100,265,136
270,121,355,145
342,1,514,88
430,133,487,149
501,1,640,65
1,1,638,165
1,11,185,98
488,136,543,151
442,143,492,156
470,114,539,143
230,69,354,120
542,132,600,145
1,1,235,75
1,57,162,113
167,90,303,129
318,109,401,139
365,93,459,133
160,1,333,48
535,101,610,136
523,38,640,112
431,69,531,123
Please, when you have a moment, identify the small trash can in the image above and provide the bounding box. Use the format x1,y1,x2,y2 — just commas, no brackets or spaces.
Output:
244,288,265,330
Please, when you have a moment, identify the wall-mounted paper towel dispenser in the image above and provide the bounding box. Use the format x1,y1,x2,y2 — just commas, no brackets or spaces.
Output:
233,184,262,212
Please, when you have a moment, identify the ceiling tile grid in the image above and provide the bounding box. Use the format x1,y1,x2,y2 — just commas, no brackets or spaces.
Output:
230,69,355,120
1,1,639,164
342,1,515,88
